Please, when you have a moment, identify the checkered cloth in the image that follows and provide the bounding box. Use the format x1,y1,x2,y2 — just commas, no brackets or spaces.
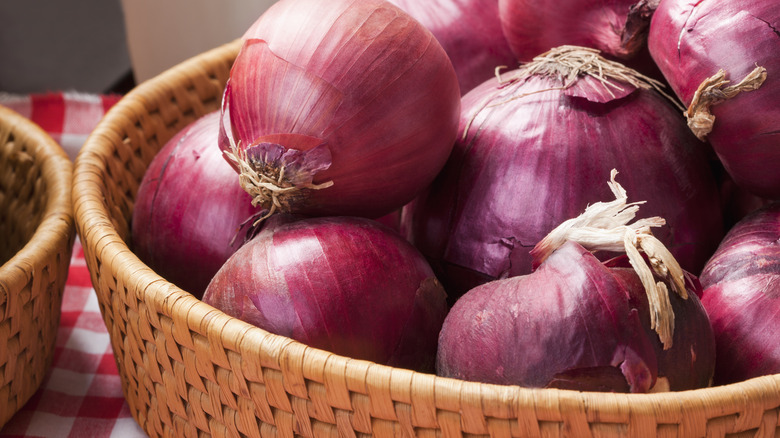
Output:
0,92,147,437
0,92,121,161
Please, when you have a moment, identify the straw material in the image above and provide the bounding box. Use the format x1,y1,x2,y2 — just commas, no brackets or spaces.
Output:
0,105,75,427
72,39,780,437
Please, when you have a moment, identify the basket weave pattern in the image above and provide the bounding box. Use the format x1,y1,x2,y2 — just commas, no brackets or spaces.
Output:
0,105,75,427
72,40,780,437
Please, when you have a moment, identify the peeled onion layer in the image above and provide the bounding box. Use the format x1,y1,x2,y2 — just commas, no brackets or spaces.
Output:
386,0,517,94
131,111,260,298
220,0,461,220
699,202,780,385
202,216,448,373
405,47,724,298
436,240,658,392
648,0,780,199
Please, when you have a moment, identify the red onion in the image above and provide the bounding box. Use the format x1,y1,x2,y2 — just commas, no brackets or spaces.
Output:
386,0,517,94
202,215,449,373
403,46,724,298
648,0,780,199
132,111,260,298
437,171,715,392
699,202,780,385
497,0,665,80
499,0,656,60
219,0,461,222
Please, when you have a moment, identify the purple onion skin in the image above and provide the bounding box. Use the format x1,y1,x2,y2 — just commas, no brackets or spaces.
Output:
405,73,724,299
648,0,780,199
386,0,517,94
202,216,448,373
607,259,716,391
699,202,780,385
131,112,260,298
436,241,658,393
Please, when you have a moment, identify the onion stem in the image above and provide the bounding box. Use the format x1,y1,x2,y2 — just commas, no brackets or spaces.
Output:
463,46,684,139
684,66,767,140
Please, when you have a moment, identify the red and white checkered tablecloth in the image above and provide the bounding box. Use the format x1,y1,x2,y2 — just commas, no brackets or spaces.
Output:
0,92,147,438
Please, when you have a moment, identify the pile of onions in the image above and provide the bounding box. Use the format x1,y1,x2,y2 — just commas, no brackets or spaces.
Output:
131,111,260,298
219,0,461,222
403,45,724,298
648,0,780,199
202,215,448,373
386,0,517,94
699,202,780,385
436,171,715,392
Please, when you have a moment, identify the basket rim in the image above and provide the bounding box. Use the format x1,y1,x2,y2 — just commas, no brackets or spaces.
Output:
0,104,74,283
71,39,780,422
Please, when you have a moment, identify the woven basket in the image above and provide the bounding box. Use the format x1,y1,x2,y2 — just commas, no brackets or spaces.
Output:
0,105,75,427
72,39,780,437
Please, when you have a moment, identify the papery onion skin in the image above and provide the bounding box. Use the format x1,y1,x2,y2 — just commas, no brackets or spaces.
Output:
436,241,658,393
202,216,449,373
131,111,260,298
699,202,780,385
220,0,461,220
404,55,724,299
648,0,780,199
386,0,517,94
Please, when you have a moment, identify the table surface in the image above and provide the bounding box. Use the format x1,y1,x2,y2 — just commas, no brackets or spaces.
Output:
0,92,148,438
0,240,148,438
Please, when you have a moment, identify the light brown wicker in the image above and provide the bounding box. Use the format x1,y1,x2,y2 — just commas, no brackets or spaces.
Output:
72,39,780,437
0,105,75,427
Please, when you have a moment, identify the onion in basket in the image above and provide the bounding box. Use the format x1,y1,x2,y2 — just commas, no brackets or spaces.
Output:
131,111,260,298
202,215,449,373
436,170,715,392
648,0,780,199
402,45,724,299
219,0,461,222
699,202,780,385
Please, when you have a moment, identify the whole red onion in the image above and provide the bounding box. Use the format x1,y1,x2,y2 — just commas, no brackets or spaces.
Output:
648,0,780,199
699,202,780,385
404,46,723,298
386,0,517,94
437,173,715,391
202,215,449,373
219,0,461,221
131,111,260,298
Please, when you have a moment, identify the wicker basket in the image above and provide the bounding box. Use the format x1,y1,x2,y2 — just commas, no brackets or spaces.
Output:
72,39,780,437
0,105,75,427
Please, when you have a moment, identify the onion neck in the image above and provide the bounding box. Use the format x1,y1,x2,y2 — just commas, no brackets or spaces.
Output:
684,66,767,140
530,169,688,349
